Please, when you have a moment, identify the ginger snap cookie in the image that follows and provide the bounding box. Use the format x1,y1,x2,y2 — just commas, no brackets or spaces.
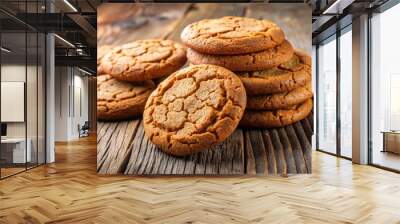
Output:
97,45,111,75
247,83,313,110
102,39,187,82
187,40,294,72
240,98,313,128
143,64,247,156
238,50,311,95
97,74,156,121
181,16,285,55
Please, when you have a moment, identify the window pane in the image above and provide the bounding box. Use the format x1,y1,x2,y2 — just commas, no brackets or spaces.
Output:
1,31,27,177
318,37,337,154
371,3,400,171
340,29,352,158
27,31,38,169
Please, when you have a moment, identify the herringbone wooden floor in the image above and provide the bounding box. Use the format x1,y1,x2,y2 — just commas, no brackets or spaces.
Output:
97,3,313,176
1,136,400,224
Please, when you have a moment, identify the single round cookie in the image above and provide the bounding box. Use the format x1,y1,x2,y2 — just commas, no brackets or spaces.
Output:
97,45,111,75
181,16,285,55
143,64,247,156
102,39,187,82
247,83,313,110
187,40,294,72
97,74,155,121
240,98,313,128
238,50,311,95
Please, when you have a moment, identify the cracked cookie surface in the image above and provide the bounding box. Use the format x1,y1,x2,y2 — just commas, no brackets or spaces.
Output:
247,83,313,110
143,64,247,156
181,16,285,55
102,39,187,82
187,40,293,72
97,74,155,121
97,45,111,75
238,50,311,95
240,98,313,128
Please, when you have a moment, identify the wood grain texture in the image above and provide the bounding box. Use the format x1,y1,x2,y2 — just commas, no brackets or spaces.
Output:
1,137,400,223
97,120,140,174
122,124,244,175
98,4,191,46
97,3,313,175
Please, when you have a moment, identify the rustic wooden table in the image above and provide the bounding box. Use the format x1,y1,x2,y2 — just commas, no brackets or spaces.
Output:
97,3,313,175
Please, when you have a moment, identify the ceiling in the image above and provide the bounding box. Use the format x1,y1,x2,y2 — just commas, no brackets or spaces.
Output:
0,0,102,74
1,0,394,71
312,0,391,44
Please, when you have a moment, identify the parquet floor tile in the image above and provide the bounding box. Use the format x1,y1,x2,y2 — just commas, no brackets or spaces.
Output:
1,136,400,223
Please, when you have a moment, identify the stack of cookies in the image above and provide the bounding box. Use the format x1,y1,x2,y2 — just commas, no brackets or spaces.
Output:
181,16,312,128
97,39,187,121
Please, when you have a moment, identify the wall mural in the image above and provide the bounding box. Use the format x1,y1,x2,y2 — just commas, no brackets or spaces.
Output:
96,3,313,175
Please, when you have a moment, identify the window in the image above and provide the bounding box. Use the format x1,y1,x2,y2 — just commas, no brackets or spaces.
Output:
339,28,352,158
370,2,400,171
317,36,337,154
0,1,46,179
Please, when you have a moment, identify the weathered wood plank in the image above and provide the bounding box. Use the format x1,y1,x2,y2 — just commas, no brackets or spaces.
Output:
98,4,191,46
124,121,146,174
97,4,144,45
163,156,176,175
308,112,314,133
294,122,312,173
270,129,287,174
97,122,117,171
150,142,168,175
96,122,105,142
194,149,208,175
183,154,197,175
247,130,268,174
277,128,297,174
244,131,257,175
219,129,244,175
98,120,140,174
129,128,245,175
171,154,187,175
268,129,287,174
262,131,277,175
285,125,307,173
231,129,245,174
97,122,110,144
158,156,170,175
301,115,314,140
181,129,243,175
206,143,221,175
137,137,157,175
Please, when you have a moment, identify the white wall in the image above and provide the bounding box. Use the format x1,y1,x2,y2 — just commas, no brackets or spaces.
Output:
54,67,89,141
1,64,46,163
1,65,26,141
55,66,69,141
72,73,89,138
1,65,39,138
